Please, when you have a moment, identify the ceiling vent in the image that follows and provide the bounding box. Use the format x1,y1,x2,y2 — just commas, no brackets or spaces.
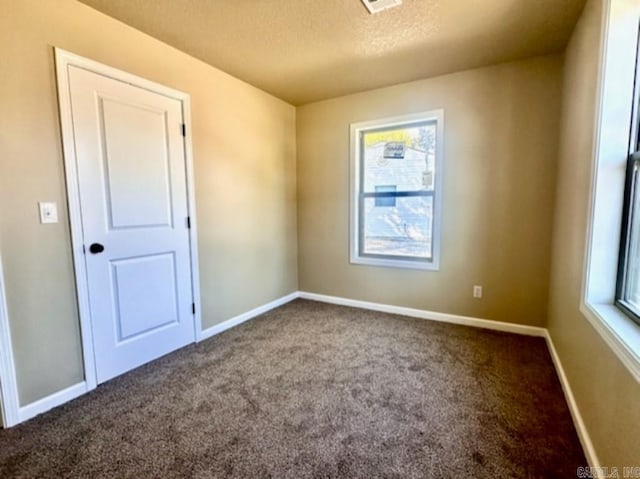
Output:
361,0,402,15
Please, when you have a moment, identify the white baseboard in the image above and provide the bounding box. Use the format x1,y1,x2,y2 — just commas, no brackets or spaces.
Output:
3,287,601,473
544,332,601,471
298,291,547,337
6,293,301,427
199,292,300,341
299,291,599,470
18,381,87,424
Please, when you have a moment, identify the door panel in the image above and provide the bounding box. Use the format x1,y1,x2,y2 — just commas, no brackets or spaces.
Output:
100,98,173,229
110,253,179,342
68,66,195,384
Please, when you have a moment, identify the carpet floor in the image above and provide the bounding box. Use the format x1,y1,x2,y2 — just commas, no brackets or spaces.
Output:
0,299,586,478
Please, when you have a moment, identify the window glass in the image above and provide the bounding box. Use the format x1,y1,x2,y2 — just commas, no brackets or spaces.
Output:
363,196,433,259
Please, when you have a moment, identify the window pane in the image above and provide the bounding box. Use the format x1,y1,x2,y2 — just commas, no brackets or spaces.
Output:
624,166,640,310
362,196,433,259
362,123,436,193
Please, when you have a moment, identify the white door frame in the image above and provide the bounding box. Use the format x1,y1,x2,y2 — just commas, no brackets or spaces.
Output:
0,254,20,427
55,48,202,391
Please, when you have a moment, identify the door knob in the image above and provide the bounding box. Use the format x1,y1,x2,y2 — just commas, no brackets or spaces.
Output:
89,243,105,254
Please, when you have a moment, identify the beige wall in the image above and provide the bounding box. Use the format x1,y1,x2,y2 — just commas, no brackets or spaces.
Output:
3,3,638,468
297,55,562,326
548,0,640,468
0,0,297,406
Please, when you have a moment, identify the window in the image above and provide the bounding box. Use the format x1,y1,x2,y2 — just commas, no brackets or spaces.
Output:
582,1,640,382
616,25,640,326
350,110,444,270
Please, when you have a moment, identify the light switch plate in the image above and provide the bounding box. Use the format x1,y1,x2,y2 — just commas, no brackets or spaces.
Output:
39,202,58,224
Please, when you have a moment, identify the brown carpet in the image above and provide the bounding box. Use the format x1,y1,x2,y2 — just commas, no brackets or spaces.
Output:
0,299,586,478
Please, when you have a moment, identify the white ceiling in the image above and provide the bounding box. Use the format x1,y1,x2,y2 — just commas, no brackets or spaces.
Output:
78,0,586,105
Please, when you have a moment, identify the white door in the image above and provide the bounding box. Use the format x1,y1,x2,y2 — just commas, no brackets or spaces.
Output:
68,66,195,384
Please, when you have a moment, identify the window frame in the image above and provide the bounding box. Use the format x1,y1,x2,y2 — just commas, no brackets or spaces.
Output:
581,0,640,383
615,21,640,326
349,110,444,271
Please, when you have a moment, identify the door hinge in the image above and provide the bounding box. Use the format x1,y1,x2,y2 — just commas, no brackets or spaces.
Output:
181,123,186,137
82,244,86,254
192,303,196,315
186,216,191,229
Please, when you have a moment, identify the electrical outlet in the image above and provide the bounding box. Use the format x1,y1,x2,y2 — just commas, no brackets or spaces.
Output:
473,285,483,298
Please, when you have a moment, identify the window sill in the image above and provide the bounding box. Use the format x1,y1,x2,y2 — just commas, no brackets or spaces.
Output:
580,301,640,382
350,256,439,271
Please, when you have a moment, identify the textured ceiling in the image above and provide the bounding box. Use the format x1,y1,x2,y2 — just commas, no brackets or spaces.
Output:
77,0,586,105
